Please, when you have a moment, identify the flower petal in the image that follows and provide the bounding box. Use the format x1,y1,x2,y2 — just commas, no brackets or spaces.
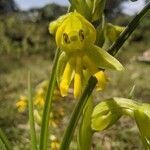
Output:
86,44,124,71
94,71,106,91
83,55,106,91
56,52,68,84
60,57,75,97
49,14,69,35
74,57,82,98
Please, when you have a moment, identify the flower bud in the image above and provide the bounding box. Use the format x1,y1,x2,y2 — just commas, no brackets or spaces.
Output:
92,100,121,131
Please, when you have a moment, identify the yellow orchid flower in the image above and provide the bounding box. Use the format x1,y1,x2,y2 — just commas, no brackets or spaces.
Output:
49,12,124,98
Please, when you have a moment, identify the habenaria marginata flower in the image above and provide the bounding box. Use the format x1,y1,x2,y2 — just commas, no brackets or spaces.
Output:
49,12,124,98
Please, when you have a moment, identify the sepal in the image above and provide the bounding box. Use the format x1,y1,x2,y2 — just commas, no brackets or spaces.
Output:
56,52,68,84
103,23,125,49
49,14,69,35
86,44,124,71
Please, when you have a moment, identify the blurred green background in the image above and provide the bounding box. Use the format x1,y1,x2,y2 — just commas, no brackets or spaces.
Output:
0,0,150,149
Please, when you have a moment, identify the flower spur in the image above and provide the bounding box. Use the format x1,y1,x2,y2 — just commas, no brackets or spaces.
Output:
49,12,124,98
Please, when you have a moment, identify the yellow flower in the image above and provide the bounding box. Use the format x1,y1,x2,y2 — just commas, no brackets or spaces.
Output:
33,87,45,107
49,12,124,98
34,96,45,107
16,95,27,112
50,135,60,150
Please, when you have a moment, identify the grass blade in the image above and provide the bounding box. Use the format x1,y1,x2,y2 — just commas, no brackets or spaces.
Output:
28,72,38,150
0,128,11,150
39,48,60,150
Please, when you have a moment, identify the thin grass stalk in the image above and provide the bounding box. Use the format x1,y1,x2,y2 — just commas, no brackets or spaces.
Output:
0,128,11,150
39,48,60,150
28,72,38,150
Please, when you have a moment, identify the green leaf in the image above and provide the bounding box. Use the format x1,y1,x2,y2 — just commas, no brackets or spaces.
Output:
28,73,38,150
91,0,106,22
86,44,124,71
0,128,11,150
39,48,60,150
0,138,7,150
68,0,90,20
77,97,94,150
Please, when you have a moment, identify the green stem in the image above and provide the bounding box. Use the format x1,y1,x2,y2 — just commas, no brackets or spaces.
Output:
108,1,150,56
0,128,11,150
28,72,38,150
39,48,60,150
60,76,97,150
77,96,94,150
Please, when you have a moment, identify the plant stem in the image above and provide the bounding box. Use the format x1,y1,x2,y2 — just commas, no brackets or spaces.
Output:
108,1,150,56
39,48,60,150
28,72,38,150
60,76,97,150
0,128,11,150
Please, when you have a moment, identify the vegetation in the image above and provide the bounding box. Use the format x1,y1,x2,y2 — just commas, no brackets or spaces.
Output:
0,1,150,150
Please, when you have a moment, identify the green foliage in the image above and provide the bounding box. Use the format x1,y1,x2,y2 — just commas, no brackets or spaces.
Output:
0,139,7,150
0,14,53,56
69,0,106,21
0,129,11,150
0,3,67,57
41,4,67,20
0,0,17,14
0,1,150,150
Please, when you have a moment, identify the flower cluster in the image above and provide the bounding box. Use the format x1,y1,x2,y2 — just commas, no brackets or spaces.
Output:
16,80,64,128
